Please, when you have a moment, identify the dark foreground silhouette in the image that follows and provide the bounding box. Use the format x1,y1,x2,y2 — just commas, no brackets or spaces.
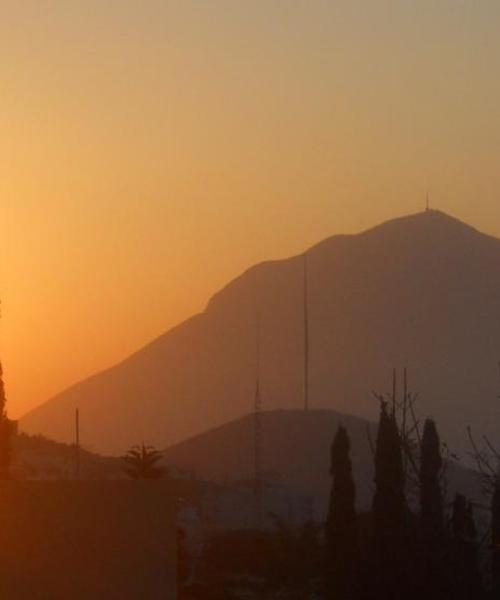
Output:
179,397,498,599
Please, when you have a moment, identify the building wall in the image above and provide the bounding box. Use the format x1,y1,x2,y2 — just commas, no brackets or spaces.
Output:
200,483,315,531
0,480,177,600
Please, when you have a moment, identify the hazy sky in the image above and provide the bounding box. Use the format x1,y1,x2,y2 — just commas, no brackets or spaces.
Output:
2,1,500,417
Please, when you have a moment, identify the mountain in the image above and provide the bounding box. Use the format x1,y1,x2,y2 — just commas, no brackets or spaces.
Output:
163,409,482,515
20,210,500,455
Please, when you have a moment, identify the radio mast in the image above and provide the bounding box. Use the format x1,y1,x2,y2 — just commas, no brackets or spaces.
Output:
253,312,263,527
303,253,310,411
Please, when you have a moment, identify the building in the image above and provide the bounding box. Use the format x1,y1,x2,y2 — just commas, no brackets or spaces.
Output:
0,480,178,599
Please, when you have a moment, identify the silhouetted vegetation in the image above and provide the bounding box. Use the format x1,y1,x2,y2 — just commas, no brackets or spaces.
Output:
492,481,500,594
368,401,410,598
0,362,12,479
320,390,498,600
179,521,322,599
466,424,500,598
419,418,447,599
325,425,358,599
450,493,484,599
175,377,500,599
122,444,165,479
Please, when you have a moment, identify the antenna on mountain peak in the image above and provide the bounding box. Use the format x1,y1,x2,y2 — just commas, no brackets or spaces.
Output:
425,191,430,212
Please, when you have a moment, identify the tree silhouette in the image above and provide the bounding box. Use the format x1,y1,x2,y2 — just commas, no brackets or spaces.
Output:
420,419,444,537
0,362,12,479
492,481,500,595
466,425,500,597
122,443,165,479
325,425,358,599
371,401,408,599
450,494,484,600
373,402,406,541
419,418,447,598
269,515,322,598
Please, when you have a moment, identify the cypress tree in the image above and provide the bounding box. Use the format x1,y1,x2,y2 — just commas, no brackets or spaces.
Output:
420,419,444,538
372,402,405,540
371,401,407,599
419,419,447,597
325,425,358,599
0,362,12,479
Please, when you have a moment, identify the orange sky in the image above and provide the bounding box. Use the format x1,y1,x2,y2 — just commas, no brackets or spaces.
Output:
2,1,500,417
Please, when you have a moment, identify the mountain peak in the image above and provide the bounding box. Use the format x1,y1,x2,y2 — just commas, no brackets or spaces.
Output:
308,209,485,258
362,208,480,239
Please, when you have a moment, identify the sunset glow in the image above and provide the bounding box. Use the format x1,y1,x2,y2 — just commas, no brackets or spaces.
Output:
3,1,500,417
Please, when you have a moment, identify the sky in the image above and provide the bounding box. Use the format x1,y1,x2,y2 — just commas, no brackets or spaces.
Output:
2,0,500,417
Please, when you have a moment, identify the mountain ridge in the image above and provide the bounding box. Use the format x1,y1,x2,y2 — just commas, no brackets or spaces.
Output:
163,408,482,515
20,210,500,455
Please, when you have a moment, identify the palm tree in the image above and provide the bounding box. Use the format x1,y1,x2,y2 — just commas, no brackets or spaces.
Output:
122,443,165,479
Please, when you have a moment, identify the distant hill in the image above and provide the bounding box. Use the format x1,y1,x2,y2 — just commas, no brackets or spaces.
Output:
163,409,483,515
20,210,500,454
11,433,122,480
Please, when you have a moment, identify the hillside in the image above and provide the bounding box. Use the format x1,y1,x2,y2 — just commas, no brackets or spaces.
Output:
11,433,122,480
164,409,482,515
20,210,500,454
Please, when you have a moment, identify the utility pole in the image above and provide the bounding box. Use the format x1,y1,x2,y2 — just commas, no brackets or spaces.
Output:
75,408,80,479
402,367,408,477
303,253,310,411
402,367,408,437
392,368,397,416
253,313,263,528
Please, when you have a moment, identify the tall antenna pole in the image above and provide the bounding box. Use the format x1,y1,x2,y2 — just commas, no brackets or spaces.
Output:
254,313,263,528
402,368,408,476
392,368,397,417
75,408,80,478
402,368,407,437
303,254,310,411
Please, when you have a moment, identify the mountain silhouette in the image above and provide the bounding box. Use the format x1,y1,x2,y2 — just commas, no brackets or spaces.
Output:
163,409,481,516
20,210,500,455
